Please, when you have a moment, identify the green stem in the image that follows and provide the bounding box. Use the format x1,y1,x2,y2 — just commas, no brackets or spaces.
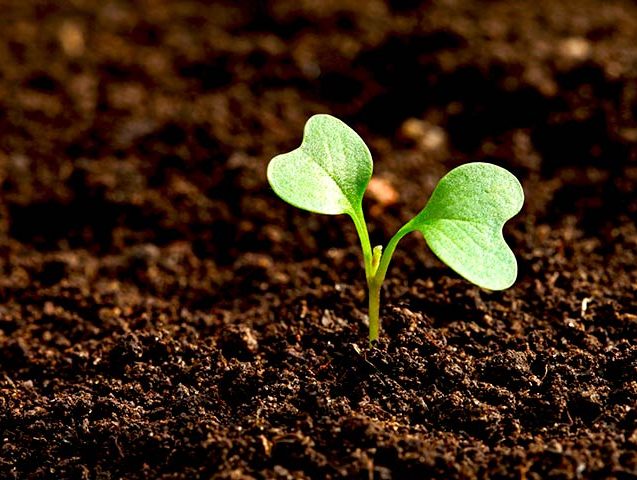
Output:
374,222,413,286
368,279,382,342
367,222,414,343
350,209,415,344
350,209,373,282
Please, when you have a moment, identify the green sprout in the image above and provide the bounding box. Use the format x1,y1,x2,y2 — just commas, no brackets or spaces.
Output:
268,114,524,343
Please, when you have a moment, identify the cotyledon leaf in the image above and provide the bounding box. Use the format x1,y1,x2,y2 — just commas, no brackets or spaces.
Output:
267,114,373,216
408,162,524,290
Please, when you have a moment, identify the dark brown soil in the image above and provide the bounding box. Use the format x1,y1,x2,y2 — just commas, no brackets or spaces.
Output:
1,1,637,478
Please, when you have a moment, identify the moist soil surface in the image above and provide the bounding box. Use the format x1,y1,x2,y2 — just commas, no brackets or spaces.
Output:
1,1,637,479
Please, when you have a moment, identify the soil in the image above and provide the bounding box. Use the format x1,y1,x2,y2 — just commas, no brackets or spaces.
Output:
1,0,637,478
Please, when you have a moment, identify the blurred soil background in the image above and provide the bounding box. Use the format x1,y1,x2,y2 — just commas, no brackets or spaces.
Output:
0,0,636,478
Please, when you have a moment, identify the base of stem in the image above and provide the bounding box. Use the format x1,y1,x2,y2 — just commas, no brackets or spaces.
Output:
368,281,381,344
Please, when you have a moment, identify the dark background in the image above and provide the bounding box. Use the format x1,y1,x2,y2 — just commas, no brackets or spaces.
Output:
0,1,636,478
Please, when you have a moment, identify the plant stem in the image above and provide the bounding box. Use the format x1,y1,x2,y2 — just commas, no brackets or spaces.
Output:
367,222,414,343
368,279,382,342
350,209,373,283
350,209,415,343
374,222,413,286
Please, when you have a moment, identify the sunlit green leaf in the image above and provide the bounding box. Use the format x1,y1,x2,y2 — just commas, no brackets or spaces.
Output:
409,162,524,290
267,114,372,216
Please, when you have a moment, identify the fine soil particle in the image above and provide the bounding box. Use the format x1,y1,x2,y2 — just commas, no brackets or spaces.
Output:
1,1,637,479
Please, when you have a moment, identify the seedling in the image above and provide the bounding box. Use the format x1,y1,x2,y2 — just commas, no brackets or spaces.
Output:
268,114,524,342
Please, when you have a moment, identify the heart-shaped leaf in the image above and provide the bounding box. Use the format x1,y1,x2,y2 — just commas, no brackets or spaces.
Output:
408,162,524,290
267,114,373,216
